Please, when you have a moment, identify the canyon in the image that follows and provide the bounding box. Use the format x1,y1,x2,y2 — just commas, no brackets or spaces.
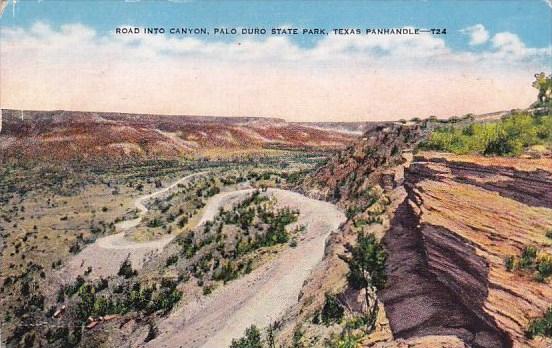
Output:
296,122,552,347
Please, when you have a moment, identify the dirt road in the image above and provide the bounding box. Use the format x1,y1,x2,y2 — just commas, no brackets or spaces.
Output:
63,177,345,348
63,172,206,279
142,188,346,348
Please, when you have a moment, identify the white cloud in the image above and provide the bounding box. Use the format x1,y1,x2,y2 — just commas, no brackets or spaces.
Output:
487,31,551,64
460,24,489,46
0,22,550,121
492,32,526,55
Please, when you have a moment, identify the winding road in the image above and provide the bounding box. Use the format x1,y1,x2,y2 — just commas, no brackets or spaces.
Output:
142,188,346,348
63,172,346,348
64,172,206,279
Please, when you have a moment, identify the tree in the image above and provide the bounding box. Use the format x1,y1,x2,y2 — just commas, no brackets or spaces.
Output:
321,293,344,325
118,256,137,278
532,72,552,106
229,325,262,348
345,232,387,331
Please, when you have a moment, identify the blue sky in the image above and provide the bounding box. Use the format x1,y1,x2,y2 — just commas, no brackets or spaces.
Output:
1,1,551,121
2,0,551,50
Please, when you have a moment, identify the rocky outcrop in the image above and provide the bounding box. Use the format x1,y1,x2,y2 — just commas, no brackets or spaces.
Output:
300,123,425,203
379,199,510,348
397,153,552,347
296,123,552,347
411,152,552,209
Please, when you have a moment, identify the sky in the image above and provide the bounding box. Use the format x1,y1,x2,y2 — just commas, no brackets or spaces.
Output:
0,0,551,122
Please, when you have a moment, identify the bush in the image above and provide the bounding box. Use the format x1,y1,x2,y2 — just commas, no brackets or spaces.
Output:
212,262,238,283
328,332,362,348
229,325,262,348
505,246,552,282
345,232,387,332
536,256,552,281
321,294,344,325
504,256,516,272
347,233,387,291
526,307,552,338
118,258,137,278
520,246,538,269
166,255,179,267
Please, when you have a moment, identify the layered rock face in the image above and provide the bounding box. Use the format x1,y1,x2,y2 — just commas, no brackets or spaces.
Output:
379,199,510,348
300,123,424,202
295,124,551,347
387,152,552,348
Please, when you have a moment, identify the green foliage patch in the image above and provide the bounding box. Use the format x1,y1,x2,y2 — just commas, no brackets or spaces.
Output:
526,307,552,339
419,112,552,156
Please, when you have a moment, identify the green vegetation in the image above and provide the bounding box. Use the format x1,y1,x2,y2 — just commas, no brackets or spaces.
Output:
505,246,552,282
118,258,138,278
229,325,263,348
169,189,300,294
320,293,345,326
1,149,324,347
532,72,552,108
419,111,552,156
326,331,363,348
526,307,552,339
345,232,387,331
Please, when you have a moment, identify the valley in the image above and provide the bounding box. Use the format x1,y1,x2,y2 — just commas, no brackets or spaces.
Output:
1,99,551,348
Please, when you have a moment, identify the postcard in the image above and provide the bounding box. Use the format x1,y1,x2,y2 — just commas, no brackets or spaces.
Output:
0,1,551,347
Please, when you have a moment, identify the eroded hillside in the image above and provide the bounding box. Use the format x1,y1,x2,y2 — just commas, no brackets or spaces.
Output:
293,121,552,348
0,110,367,162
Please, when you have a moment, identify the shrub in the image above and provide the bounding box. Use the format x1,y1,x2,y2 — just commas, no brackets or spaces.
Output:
165,255,179,267
328,332,362,348
118,258,137,278
229,325,262,348
520,246,538,269
505,246,552,282
202,285,213,295
504,256,516,272
526,307,552,338
345,232,387,331
536,255,552,281
321,294,344,325
347,233,387,291
291,325,304,348
212,262,238,283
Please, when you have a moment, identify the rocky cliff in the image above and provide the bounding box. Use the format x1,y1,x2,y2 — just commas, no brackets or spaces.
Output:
300,123,424,203
296,124,552,347
388,152,552,348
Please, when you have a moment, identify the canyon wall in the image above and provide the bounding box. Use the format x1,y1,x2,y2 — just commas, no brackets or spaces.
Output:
381,152,552,348
298,121,552,347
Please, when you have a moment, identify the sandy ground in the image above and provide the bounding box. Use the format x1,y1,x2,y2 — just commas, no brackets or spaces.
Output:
61,179,345,348
63,172,206,279
197,189,258,226
140,188,346,348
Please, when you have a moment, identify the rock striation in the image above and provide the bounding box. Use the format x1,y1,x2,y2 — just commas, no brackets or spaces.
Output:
393,152,552,348
298,122,552,347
